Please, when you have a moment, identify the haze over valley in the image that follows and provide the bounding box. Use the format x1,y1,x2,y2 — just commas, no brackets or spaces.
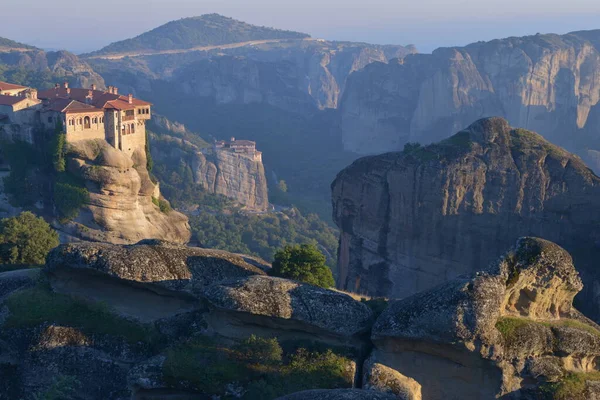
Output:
2,5,600,399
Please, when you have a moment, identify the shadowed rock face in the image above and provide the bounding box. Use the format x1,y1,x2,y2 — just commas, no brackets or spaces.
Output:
332,117,600,320
340,31,600,159
370,237,600,399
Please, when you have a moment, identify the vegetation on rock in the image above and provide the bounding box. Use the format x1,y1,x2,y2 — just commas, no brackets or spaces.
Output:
54,174,90,221
4,283,161,345
162,335,353,399
0,212,58,265
269,244,335,288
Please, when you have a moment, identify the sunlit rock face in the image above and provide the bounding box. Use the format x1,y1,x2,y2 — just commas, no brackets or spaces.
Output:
340,31,600,159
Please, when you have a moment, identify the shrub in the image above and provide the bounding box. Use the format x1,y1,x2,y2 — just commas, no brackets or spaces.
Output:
0,211,59,265
269,244,335,288
162,335,353,399
152,197,172,213
54,174,89,221
48,124,66,173
235,335,283,365
542,371,600,400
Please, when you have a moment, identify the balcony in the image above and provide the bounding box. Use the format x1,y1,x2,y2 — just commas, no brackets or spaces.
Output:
122,114,135,121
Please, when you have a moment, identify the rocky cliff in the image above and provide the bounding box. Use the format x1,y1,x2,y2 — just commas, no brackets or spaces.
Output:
149,122,269,211
88,37,415,113
60,139,191,244
2,237,599,399
369,237,600,399
0,48,105,89
332,117,600,320
340,30,600,159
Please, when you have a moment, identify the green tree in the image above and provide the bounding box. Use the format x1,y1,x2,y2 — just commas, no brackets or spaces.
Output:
0,212,59,265
145,131,153,172
49,128,66,173
278,180,288,193
269,244,335,288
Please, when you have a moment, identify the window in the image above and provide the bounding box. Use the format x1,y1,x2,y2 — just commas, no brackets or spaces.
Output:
78,118,82,125
121,125,126,135
92,117,97,124
47,116,53,123
84,116,91,129
131,124,135,134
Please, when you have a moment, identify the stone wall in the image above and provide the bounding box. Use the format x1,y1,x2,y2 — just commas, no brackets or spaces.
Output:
65,112,106,142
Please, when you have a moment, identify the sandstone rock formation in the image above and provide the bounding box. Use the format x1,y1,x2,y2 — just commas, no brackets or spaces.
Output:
370,237,600,399
332,117,600,320
150,125,269,211
89,36,415,113
193,147,269,211
340,31,600,160
204,275,373,343
61,140,191,244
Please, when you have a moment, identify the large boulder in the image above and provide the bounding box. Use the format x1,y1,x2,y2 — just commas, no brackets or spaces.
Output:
332,117,600,322
45,241,266,322
203,275,373,345
370,237,600,399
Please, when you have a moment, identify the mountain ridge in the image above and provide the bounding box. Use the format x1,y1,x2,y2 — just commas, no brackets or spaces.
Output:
87,13,311,56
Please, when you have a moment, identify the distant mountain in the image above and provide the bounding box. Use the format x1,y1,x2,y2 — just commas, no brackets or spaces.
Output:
0,36,38,51
89,14,311,56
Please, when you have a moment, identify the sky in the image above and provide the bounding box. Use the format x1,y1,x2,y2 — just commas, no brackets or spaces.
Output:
1,0,600,54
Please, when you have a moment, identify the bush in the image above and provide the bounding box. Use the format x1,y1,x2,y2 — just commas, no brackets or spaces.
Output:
270,244,335,288
54,174,89,221
162,335,353,399
48,132,66,173
152,197,172,213
0,212,59,265
33,375,80,400
235,335,283,365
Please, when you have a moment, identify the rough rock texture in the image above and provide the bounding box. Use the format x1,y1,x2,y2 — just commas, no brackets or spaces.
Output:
277,389,398,400
370,237,600,399
89,39,415,113
45,241,266,321
363,356,422,400
204,275,373,340
332,117,600,320
194,148,269,211
340,31,600,158
62,139,191,244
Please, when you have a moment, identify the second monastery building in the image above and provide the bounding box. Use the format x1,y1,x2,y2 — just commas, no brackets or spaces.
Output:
0,81,152,156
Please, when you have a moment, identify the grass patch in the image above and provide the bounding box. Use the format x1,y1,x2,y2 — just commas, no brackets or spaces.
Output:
152,197,172,213
163,335,354,398
541,371,600,400
496,316,600,341
4,285,161,345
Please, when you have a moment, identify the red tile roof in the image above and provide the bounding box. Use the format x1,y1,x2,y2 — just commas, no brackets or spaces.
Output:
37,87,151,112
0,81,27,92
44,98,103,114
0,94,29,106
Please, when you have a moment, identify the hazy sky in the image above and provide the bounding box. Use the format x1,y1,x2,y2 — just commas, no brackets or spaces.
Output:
2,0,600,53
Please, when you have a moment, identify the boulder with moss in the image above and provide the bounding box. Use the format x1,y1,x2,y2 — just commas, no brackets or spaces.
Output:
369,237,600,399
277,389,398,400
203,275,373,346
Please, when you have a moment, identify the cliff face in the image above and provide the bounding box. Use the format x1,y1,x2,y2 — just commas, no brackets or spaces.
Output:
0,49,105,89
340,31,600,157
149,121,269,211
194,149,269,211
63,140,191,244
88,40,415,113
332,117,600,320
